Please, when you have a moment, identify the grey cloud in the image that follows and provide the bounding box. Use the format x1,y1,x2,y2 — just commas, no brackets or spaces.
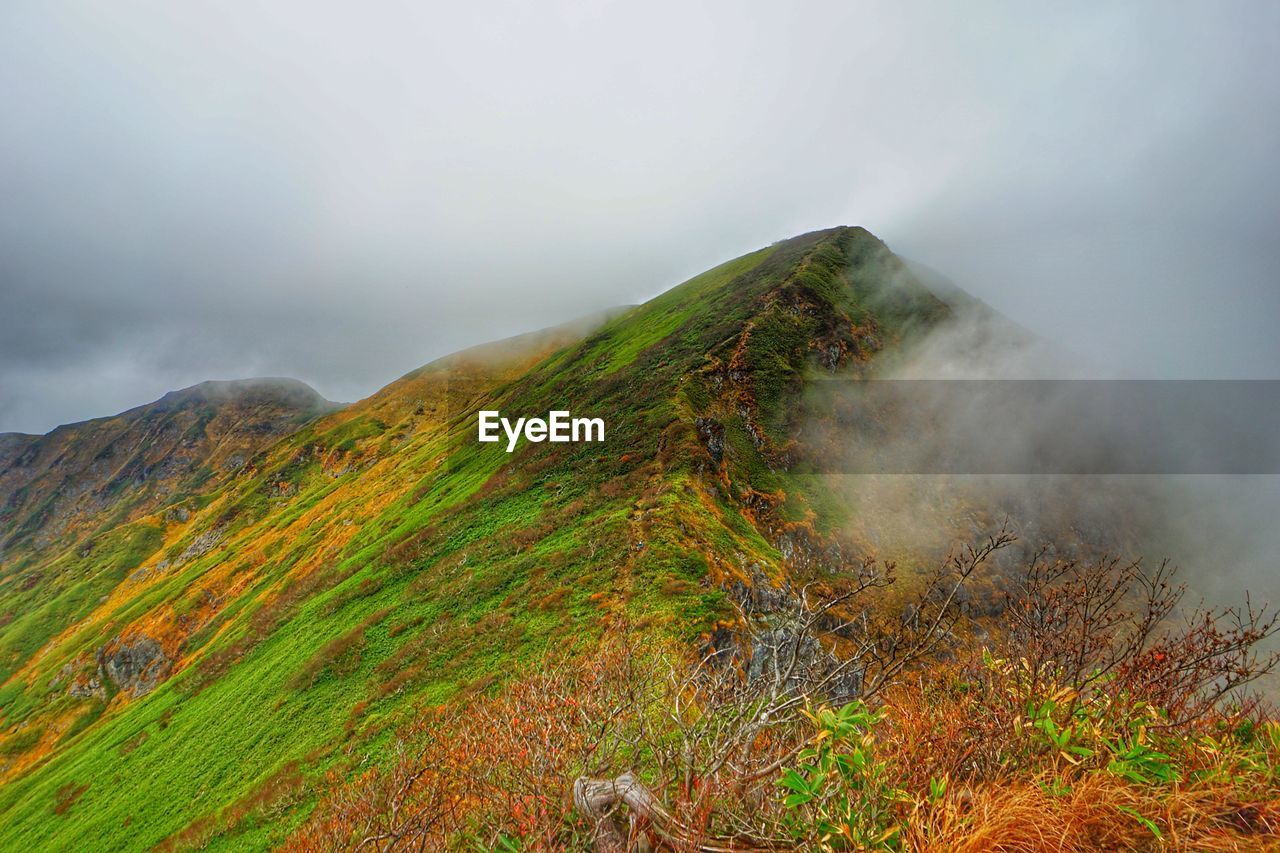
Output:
1,1,1277,434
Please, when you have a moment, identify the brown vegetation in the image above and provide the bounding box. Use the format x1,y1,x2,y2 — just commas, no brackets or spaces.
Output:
289,531,1280,850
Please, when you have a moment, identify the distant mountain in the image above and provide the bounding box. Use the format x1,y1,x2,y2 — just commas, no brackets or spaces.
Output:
0,378,338,558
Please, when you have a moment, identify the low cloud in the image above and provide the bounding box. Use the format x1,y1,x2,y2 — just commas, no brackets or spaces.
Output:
1,2,1277,433
803,291,1280,610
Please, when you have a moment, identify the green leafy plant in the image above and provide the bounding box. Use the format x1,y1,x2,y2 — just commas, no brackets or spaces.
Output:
1116,805,1163,839
777,701,907,850
1024,694,1097,765
1104,734,1177,785
1037,776,1072,798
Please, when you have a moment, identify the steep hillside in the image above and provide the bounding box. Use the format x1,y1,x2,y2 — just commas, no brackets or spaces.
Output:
0,380,339,736
0,227,967,848
0,379,338,557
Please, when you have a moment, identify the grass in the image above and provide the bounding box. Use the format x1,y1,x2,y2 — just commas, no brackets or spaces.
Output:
0,226,966,850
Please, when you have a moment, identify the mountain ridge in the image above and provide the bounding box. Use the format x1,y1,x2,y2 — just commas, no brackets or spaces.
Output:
0,225,968,849
0,377,339,556
0,377,339,441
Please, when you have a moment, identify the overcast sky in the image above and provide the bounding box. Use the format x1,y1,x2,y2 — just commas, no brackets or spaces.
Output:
2,1,1277,434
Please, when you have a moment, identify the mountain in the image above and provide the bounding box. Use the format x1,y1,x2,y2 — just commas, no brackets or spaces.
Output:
2,227,1260,850
0,379,339,728
0,379,338,556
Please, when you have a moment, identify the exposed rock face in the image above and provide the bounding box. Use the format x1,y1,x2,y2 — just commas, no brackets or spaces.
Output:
176,527,225,564
728,564,792,615
98,636,171,698
723,564,865,703
69,676,107,701
745,626,863,702
695,417,725,464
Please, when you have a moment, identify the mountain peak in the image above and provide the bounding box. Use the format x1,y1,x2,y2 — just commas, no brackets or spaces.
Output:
0,226,969,846
151,377,340,415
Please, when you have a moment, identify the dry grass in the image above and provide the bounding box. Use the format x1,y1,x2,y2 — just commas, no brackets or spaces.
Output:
286,639,1279,851
907,773,1280,852
284,542,1280,851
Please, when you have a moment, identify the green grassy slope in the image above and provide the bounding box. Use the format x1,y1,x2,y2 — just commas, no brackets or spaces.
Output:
0,226,952,850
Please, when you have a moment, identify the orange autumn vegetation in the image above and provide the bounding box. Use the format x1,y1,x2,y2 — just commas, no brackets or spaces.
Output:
289,610,1279,850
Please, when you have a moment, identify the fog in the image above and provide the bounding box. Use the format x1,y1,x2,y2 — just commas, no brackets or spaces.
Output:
2,1,1278,434
802,290,1280,612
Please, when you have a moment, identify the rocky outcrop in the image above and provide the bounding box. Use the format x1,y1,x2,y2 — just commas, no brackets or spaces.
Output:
723,563,864,702
176,526,225,564
694,417,725,464
97,636,171,698
746,625,863,701
69,675,108,701
728,563,793,615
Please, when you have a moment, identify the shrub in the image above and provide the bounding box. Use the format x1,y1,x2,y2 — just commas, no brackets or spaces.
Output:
291,532,1280,850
